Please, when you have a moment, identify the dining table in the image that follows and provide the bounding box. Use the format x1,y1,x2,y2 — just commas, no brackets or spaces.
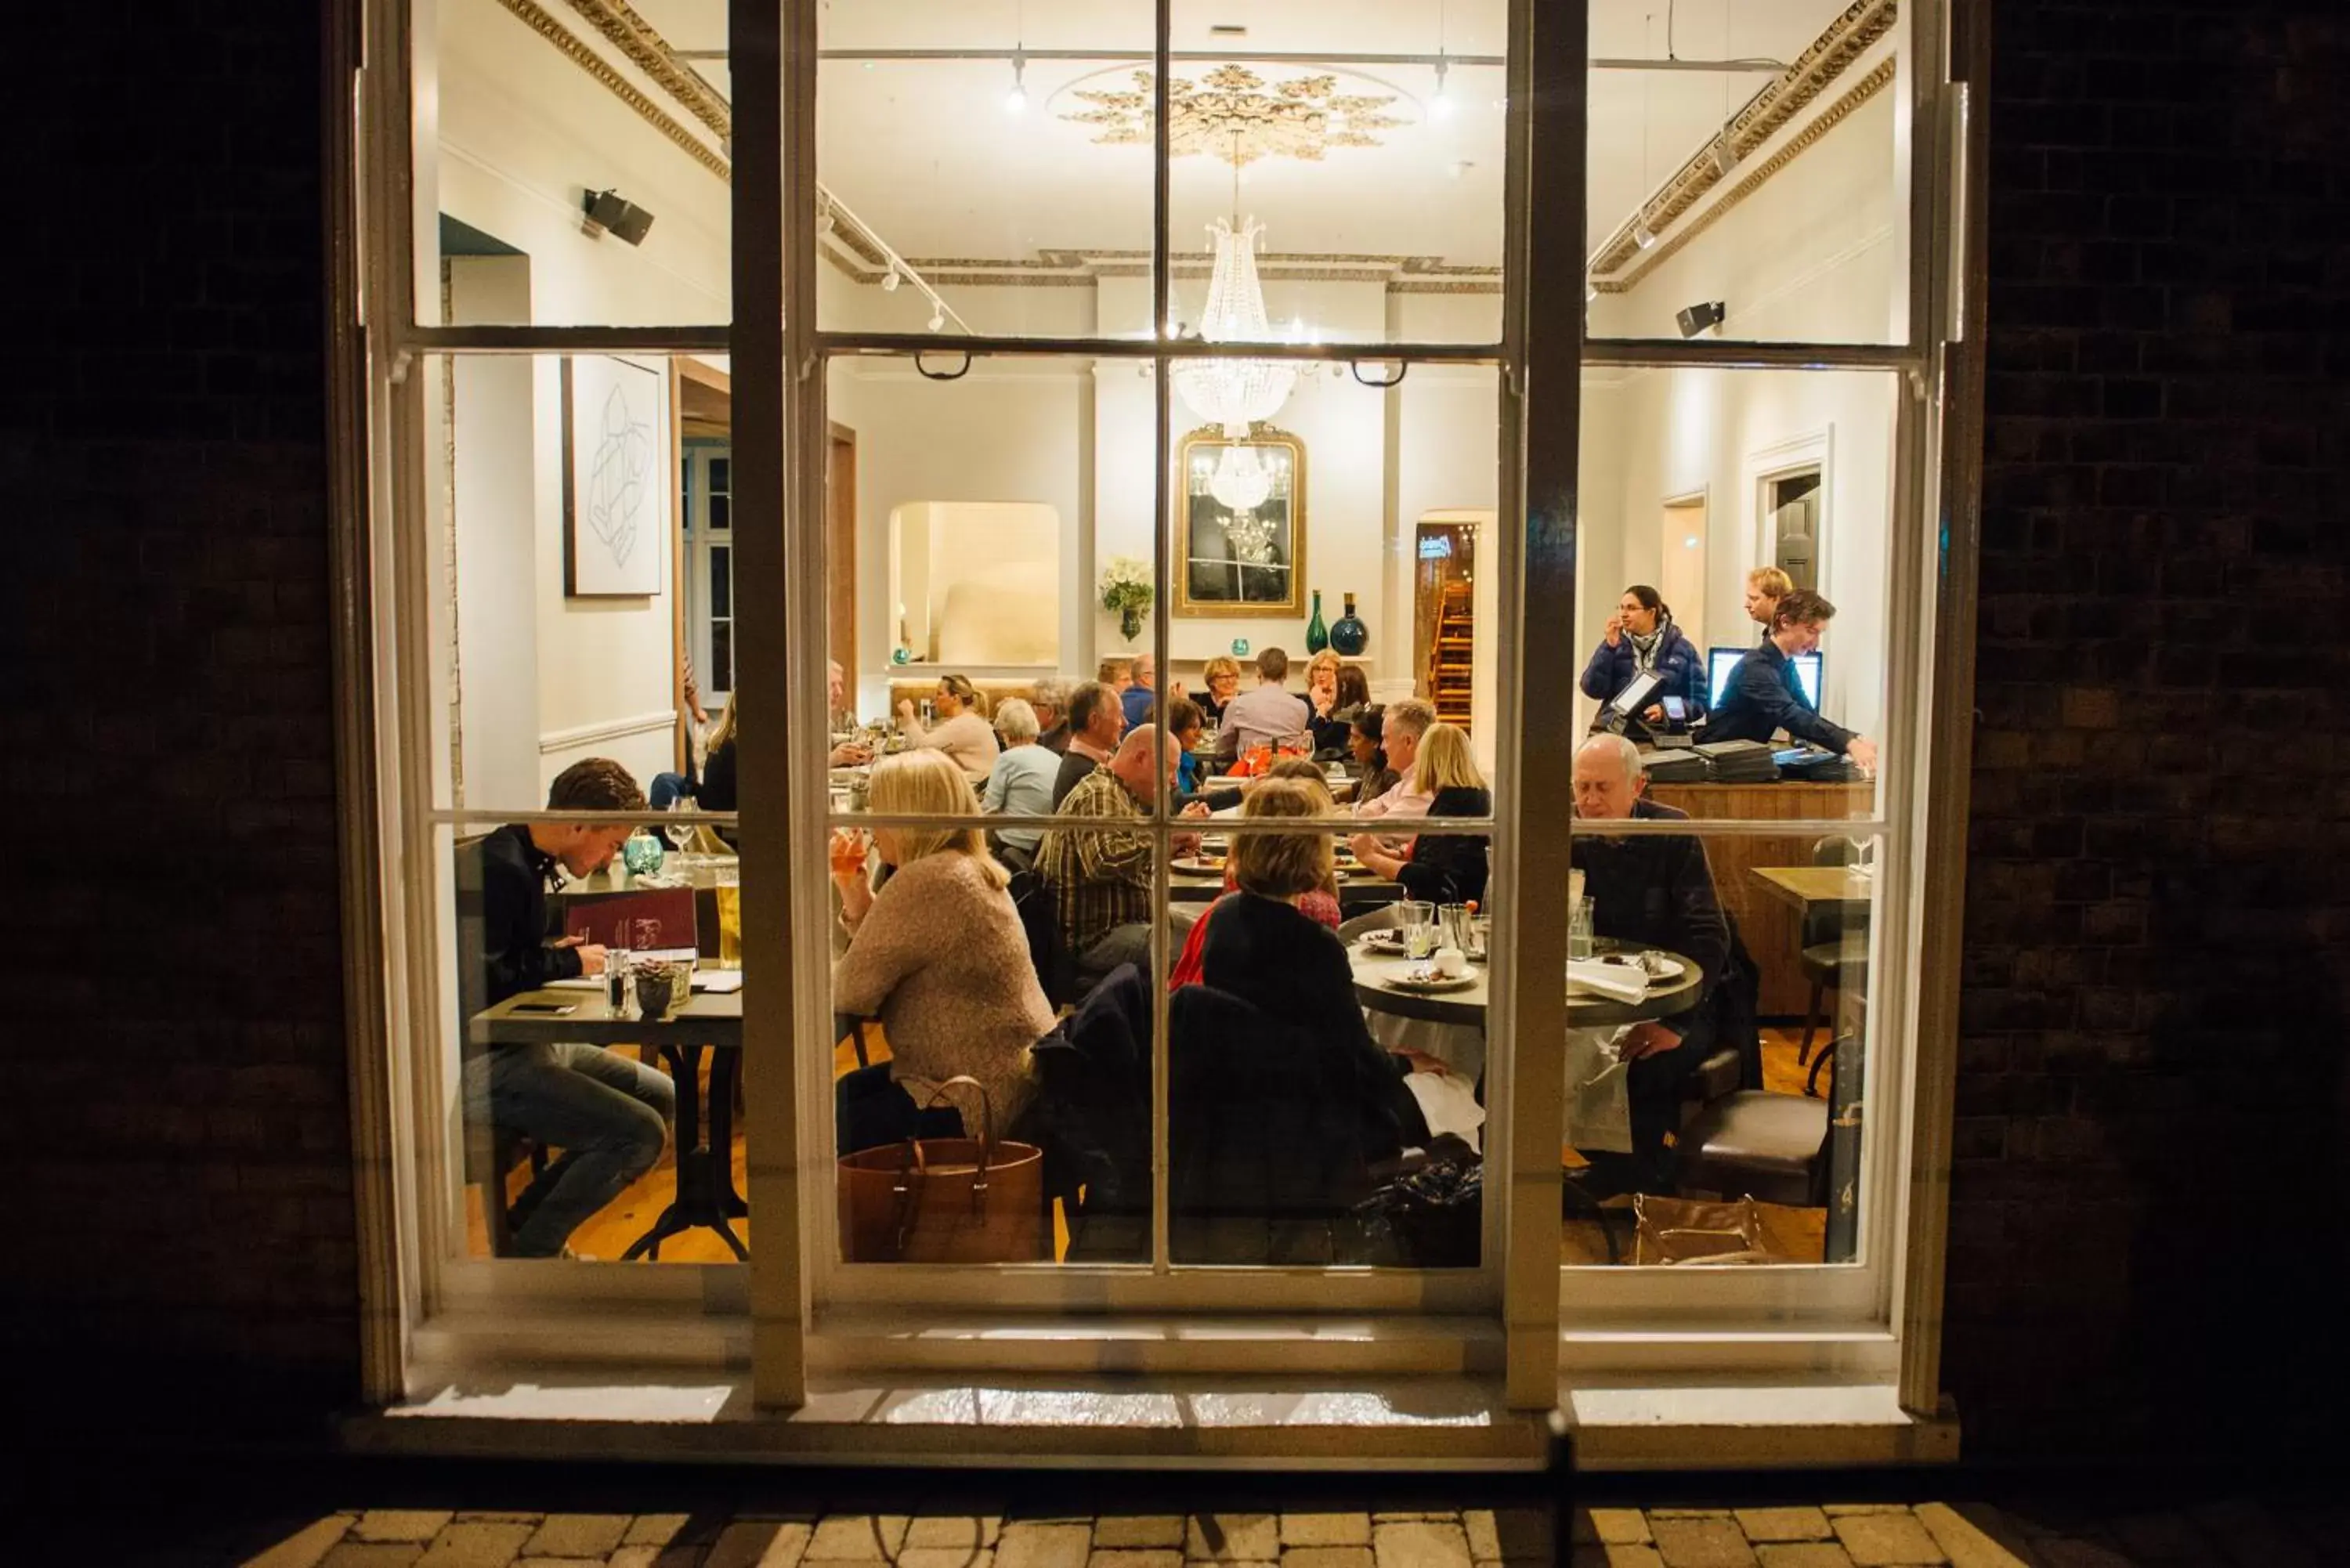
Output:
469,981,747,1261
1748,863,1876,924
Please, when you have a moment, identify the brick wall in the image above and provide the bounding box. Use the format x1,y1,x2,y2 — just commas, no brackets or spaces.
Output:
5,2,356,1428
7,0,2348,1459
1950,1,2350,1456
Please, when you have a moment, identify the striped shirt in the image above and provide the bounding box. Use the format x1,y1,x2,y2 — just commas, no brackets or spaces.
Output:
1039,766,1154,957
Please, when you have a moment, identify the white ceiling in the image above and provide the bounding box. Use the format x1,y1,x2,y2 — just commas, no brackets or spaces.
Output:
627,1,1864,267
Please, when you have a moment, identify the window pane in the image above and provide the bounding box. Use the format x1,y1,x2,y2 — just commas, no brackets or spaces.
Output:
442,816,752,1266
1587,0,1909,345
709,620,733,694
428,353,700,816
1560,826,1877,1268
708,456,730,495
414,0,732,326
829,825,1157,1266
709,544,732,617
1165,2,1507,347
818,2,1155,338
1575,367,1896,821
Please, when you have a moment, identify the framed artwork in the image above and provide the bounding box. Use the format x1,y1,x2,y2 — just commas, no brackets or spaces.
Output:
562,355,669,597
1173,426,1307,617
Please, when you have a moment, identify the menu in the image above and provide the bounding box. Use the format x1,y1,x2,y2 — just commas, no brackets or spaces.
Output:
561,887,698,962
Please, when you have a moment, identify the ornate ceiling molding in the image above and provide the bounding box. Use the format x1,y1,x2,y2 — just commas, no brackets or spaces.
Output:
489,0,730,182
1063,64,1408,167
1597,56,1896,295
556,0,732,142
1590,0,1898,279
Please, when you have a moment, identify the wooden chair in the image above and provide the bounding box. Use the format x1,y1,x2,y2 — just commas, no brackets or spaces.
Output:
467,1125,549,1256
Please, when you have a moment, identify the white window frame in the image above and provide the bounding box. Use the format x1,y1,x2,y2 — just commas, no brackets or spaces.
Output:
331,0,1984,1433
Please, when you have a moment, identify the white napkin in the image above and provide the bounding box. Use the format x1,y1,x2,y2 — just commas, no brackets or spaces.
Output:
1567,958,1650,1002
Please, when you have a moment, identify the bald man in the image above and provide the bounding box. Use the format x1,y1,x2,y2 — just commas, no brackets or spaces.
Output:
1041,724,1206,988
1568,733,1736,1196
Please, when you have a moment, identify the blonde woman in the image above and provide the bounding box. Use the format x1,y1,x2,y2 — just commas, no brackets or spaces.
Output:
895,672,1000,779
697,692,740,812
829,750,1052,1125
1349,721,1491,905
1303,649,1344,719
1196,655,1243,724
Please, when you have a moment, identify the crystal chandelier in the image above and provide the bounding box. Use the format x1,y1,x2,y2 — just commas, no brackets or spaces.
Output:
1172,215,1297,440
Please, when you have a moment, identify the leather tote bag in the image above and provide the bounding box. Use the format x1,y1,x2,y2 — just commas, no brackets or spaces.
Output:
837,1075,1045,1263
1632,1194,1781,1266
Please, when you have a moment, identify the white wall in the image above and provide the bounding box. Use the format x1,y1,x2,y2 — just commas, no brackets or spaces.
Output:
828,361,1089,717
1587,59,1900,345
447,257,543,810
425,0,729,324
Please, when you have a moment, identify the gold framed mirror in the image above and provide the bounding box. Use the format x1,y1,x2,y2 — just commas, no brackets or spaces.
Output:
1173,426,1307,617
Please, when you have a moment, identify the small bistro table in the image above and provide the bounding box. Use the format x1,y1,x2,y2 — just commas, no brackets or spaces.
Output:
470,985,747,1261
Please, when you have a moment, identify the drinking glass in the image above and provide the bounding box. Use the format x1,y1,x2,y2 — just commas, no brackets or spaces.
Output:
1568,896,1596,961
665,800,697,854
1401,900,1437,960
714,863,742,970
1438,903,1472,953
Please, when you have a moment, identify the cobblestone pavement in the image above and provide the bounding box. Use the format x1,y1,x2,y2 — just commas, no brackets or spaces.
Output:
208,1497,2334,1568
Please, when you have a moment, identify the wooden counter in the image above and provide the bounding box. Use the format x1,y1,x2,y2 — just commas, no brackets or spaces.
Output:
1643,780,1875,1017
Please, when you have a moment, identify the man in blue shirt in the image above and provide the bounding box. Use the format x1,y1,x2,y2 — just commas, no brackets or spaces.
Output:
1704,589,1879,774
1122,652,1181,732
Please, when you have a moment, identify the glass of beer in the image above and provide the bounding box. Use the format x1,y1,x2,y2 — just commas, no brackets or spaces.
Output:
715,862,742,970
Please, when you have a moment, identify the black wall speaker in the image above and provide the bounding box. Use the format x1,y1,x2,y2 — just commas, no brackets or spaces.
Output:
1676,300,1726,338
583,189,655,246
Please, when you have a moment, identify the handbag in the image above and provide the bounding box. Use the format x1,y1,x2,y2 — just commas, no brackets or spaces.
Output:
1631,1193,1781,1266
837,1075,1045,1263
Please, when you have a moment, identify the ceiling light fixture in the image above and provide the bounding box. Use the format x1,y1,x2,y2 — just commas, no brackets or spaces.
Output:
928,304,947,332
1633,211,1658,250
880,266,902,291
1430,57,1455,121
1005,53,1029,114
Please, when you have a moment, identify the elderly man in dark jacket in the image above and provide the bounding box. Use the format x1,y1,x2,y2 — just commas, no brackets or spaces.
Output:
1569,733,1732,1194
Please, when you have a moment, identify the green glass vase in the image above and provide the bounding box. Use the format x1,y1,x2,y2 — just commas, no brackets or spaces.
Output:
1305,589,1329,654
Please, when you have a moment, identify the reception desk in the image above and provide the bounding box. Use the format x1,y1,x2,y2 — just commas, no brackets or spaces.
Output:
1642,779,1875,1017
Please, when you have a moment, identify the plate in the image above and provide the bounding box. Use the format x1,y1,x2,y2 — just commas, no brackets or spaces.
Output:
1598,951,1687,983
1382,970,1480,994
1358,929,1411,953
1170,855,1227,876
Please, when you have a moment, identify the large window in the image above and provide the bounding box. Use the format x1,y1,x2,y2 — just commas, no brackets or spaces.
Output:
361,0,1977,1424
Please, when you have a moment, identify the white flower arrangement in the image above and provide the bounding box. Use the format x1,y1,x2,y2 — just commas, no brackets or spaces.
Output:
1097,556,1155,642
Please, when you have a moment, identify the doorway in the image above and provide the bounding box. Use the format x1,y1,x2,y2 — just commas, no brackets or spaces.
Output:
1412,515,1480,729
1660,491,1708,655
828,425,858,695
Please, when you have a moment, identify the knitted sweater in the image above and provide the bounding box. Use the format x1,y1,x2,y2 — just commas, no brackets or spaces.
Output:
831,851,1051,1126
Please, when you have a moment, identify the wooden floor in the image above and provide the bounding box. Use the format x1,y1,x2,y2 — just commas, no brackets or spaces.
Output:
467,1028,1834,1268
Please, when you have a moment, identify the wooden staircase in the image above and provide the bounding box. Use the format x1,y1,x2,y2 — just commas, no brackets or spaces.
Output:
1430,581,1474,728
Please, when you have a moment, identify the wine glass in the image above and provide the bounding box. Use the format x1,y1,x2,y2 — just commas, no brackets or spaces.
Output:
665,799,697,857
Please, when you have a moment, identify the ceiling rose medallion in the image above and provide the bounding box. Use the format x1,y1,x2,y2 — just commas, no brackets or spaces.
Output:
1062,63,1408,166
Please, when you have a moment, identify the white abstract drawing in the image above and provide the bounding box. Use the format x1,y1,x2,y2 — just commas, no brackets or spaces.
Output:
564,356,667,596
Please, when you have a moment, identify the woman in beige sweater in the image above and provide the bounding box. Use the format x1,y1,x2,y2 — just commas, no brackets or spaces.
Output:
895,672,1001,779
829,749,1051,1127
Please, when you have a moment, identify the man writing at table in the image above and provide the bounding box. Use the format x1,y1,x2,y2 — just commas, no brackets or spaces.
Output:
460,758,677,1258
1570,734,1732,1196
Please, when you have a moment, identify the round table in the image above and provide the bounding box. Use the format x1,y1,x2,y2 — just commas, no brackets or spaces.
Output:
1347,941,1704,1028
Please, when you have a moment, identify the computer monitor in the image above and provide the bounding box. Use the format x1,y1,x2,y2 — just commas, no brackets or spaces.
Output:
1709,646,1823,707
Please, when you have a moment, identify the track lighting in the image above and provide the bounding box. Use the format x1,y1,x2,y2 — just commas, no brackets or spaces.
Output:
880,266,902,291
1633,211,1658,250
1430,58,1455,121
1713,135,1739,176
1004,54,1029,114
928,304,946,332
